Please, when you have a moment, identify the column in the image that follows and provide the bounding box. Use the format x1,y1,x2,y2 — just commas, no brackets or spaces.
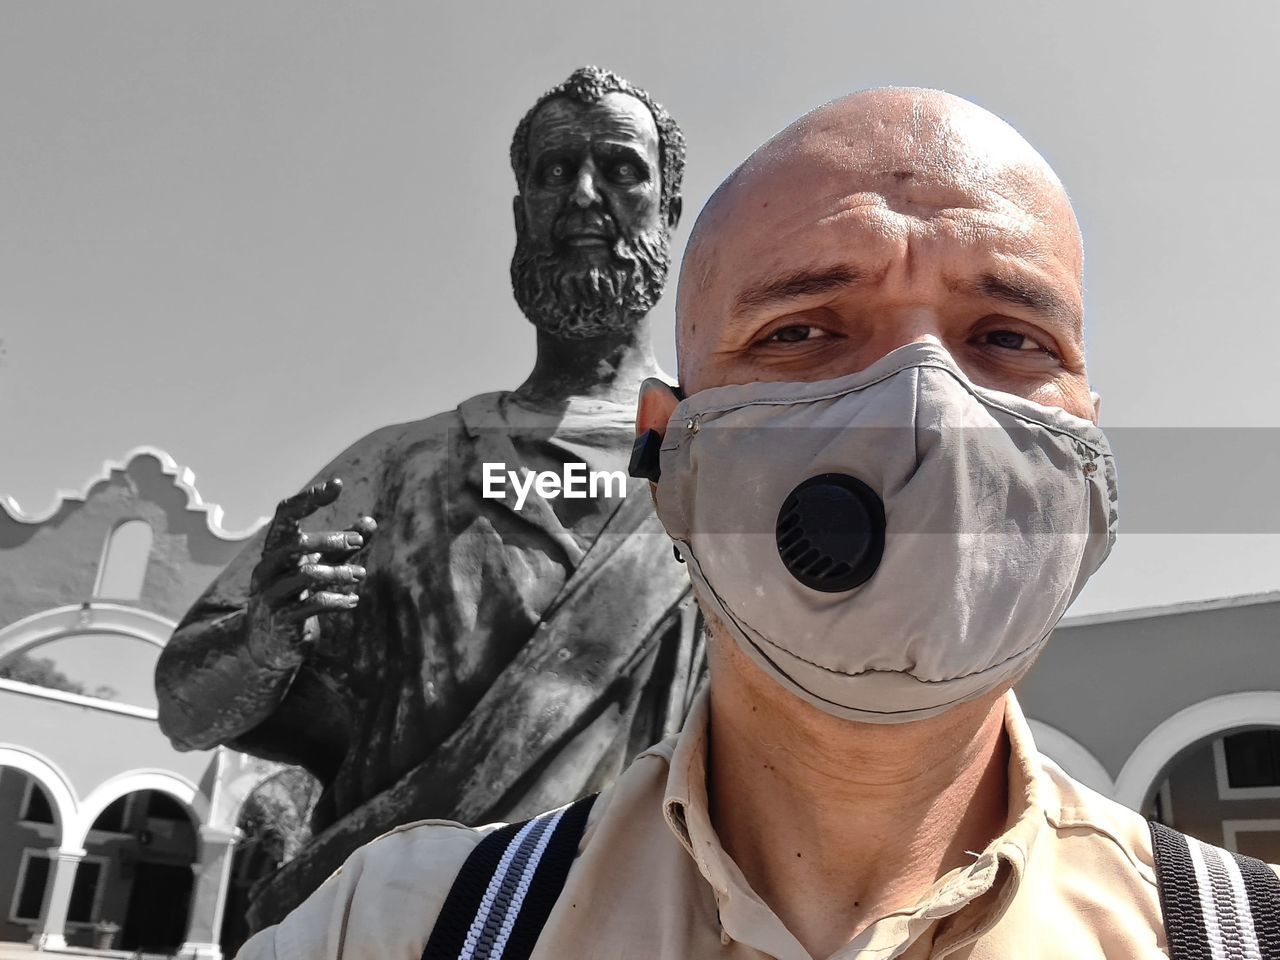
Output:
30,846,86,951
178,826,240,960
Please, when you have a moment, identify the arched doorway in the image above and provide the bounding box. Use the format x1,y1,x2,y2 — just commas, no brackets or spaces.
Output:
0,749,78,947
69,789,200,952
0,768,62,944
1144,725,1280,861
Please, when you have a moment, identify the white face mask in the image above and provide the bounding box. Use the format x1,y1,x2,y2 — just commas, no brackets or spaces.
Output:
652,341,1118,723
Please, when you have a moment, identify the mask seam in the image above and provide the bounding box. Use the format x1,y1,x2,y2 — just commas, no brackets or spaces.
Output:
911,365,922,474
683,539,1049,687
668,359,1109,457
752,618,1050,683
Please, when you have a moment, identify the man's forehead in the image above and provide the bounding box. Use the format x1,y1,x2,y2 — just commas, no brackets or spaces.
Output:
684,104,1080,297
527,92,659,151
715,160,1066,263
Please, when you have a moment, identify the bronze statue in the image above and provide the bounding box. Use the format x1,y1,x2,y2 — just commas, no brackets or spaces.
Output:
155,66,704,931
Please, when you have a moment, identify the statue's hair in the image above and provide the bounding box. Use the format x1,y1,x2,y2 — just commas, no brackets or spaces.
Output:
510,65,685,220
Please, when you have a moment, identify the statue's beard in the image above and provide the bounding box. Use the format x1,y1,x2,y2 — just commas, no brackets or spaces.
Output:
510,229,671,340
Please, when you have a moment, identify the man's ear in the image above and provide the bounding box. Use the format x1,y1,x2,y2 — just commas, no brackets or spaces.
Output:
636,377,681,437
1090,390,1102,426
512,195,525,235
666,196,683,231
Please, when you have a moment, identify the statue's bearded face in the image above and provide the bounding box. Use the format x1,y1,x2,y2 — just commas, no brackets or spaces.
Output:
511,93,672,340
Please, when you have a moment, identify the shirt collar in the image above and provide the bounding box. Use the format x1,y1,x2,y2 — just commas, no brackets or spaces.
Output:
658,689,1050,959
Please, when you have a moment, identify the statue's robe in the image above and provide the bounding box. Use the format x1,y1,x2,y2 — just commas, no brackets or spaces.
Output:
157,392,704,930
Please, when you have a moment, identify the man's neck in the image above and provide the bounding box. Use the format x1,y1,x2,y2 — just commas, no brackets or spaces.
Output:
512,321,663,408
707,636,1011,959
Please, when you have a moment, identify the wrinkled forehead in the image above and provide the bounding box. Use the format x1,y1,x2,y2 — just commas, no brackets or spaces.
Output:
526,92,660,161
680,103,1081,324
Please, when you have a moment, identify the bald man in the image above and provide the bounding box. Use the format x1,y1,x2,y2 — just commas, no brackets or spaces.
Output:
236,89,1280,960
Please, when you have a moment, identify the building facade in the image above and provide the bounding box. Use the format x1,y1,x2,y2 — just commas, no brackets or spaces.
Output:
0,449,276,958
1017,592,1280,862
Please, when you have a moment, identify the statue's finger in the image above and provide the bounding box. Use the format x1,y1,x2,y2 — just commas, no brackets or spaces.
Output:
264,480,342,550
313,516,378,563
300,563,366,587
272,478,345,527
261,564,365,605
253,538,333,586
348,515,378,539
279,592,359,622
298,530,366,556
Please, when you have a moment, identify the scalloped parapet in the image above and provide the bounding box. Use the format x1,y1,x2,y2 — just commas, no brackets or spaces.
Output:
0,447,267,626
1,446,266,541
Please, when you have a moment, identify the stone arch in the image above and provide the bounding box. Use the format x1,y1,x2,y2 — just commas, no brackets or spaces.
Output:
70,769,206,848
1113,691,1280,811
1027,719,1116,797
0,744,78,840
0,603,175,669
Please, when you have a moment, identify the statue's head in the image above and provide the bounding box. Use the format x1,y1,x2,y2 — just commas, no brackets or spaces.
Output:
510,66,685,340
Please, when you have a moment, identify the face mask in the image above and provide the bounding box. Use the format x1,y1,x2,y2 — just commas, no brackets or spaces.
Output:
647,341,1118,723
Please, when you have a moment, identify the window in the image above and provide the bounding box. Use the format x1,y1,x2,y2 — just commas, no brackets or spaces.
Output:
19,780,55,825
66,861,102,924
1223,730,1280,789
9,851,107,925
1223,820,1280,860
11,852,50,921
145,791,189,822
93,795,132,834
94,519,153,600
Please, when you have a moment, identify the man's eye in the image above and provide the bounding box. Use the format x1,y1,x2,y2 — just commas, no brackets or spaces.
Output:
983,330,1041,352
613,162,639,182
766,325,825,344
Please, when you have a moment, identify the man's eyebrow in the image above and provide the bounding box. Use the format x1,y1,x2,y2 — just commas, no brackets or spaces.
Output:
974,272,1080,328
732,267,863,314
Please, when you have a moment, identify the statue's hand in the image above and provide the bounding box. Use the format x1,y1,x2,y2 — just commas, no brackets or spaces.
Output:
246,478,377,669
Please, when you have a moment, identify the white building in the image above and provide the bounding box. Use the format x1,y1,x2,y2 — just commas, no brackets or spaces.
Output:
0,449,278,958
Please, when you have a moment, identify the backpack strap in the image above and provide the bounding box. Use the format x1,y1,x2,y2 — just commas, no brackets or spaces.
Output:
1149,819,1280,959
421,794,597,960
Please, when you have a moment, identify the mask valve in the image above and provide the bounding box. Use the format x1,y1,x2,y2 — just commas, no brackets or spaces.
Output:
775,474,885,592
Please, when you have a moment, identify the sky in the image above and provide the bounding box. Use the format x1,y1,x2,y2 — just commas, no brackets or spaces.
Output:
2,0,1278,617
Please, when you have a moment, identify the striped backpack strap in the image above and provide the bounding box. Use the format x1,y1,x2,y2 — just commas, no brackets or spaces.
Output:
421,794,597,960
1149,820,1280,959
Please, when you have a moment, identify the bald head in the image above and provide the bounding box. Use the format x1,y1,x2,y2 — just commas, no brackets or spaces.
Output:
670,87,1093,422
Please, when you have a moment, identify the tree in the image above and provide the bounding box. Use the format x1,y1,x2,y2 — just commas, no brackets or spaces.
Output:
1,653,87,694
238,767,323,867
0,653,118,700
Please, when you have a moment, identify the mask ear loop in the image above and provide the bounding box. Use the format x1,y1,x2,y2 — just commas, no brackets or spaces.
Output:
628,430,663,481
628,384,686,482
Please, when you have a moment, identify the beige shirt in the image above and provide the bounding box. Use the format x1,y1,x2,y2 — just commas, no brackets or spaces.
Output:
237,691,1273,959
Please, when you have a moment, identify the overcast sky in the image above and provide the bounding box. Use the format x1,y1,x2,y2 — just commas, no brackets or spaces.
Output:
2,0,1277,617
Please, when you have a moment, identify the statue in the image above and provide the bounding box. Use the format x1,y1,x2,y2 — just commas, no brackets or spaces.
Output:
154,66,704,932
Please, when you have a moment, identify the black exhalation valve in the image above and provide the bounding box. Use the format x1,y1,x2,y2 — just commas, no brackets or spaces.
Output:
776,473,885,593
